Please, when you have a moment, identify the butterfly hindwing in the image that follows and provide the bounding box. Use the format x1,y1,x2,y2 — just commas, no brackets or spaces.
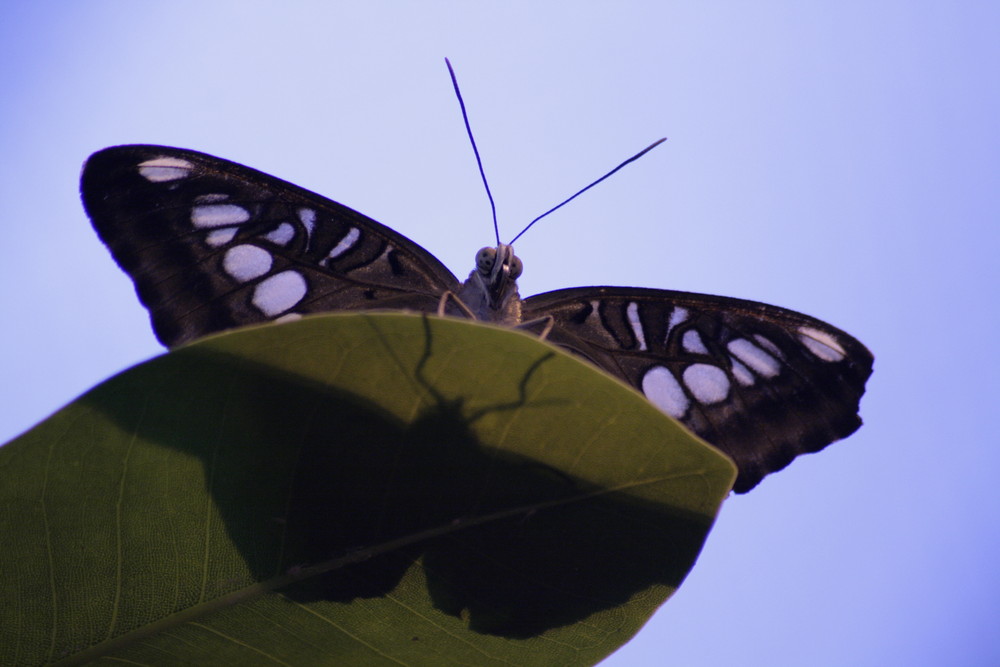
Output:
81,145,460,347
522,287,873,492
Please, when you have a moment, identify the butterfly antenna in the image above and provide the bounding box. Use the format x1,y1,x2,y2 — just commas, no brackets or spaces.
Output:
508,137,666,245
446,58,500,246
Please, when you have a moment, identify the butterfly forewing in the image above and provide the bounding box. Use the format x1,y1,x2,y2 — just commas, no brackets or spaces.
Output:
82,145,460,347
82,144,872,493
522,287,873,492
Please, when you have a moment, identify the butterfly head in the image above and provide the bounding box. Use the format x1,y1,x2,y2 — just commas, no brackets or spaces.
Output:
476,244,522,302
457,243,523,321
476,244,522,281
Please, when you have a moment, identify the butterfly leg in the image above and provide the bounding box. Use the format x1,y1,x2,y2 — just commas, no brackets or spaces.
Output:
437,291,478,319
517,315,555,341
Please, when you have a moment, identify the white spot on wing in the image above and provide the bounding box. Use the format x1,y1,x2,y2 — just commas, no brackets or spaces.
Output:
682,329,708,354
642,366,689,419
667,306,688,332
683,364,730,404
192,203,250,228
798,326,846,362
326,227,360,260
753,334,784,359
274,312,303,324
376,244,395,264
298,208,316,234
223,244,273,282
664,306,688,347
253,270,307,317
627,302,647,351
589,301,601,320
730,357,755,386
728,338,781,378
137,156,193,182
265,222,295,246
204,228,238,247
194,193,228,203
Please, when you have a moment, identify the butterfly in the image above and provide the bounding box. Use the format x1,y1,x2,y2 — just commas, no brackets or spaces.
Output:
81,144,872,493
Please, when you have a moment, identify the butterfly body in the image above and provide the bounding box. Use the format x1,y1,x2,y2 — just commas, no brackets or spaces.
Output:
82,145,872,492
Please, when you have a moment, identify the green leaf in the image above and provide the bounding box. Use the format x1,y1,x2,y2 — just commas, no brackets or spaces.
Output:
1,313,735,666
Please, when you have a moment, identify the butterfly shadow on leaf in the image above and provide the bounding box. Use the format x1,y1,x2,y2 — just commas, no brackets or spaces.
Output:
83,316,717,639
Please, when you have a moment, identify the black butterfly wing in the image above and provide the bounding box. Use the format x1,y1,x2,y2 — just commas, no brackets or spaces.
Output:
522,287,873,492
82,144,872,492
82,145,461,347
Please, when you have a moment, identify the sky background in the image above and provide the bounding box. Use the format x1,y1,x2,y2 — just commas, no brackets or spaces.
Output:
1,2,998,665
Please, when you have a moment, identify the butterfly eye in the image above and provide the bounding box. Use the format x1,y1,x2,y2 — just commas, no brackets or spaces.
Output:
476,247,496,273
508,255,523,279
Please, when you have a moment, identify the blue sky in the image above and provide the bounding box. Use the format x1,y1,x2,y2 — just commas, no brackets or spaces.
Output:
2,2,998,665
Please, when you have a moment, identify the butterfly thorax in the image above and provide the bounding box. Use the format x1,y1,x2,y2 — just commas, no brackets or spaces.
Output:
456,244,523,324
